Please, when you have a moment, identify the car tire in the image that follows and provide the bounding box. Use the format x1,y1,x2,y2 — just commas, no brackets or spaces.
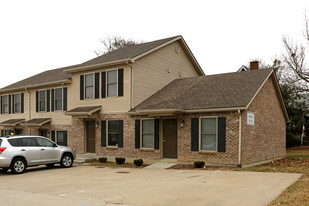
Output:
46,163,55,168
11,158,26,174
60,154,73,168
0,168,9,173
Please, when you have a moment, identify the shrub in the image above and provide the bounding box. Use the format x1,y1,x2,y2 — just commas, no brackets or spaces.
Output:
115,157,126,165
194,161,205,168
98,157,107,163
134,159,144,167
286,133,300,148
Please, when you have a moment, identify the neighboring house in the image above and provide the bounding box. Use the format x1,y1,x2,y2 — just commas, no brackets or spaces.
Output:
0,36,288,166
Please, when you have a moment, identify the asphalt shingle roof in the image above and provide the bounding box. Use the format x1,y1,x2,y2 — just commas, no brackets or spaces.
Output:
0,36,179,92
132,69,273,111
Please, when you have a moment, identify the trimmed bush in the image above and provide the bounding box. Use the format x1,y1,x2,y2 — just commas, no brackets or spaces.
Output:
286,133,300,148
115,157,126,165
98,157,107,163
194,161,205,168
134,159,144,167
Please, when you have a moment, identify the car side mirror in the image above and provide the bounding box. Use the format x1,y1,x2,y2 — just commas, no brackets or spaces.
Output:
53,143,58,147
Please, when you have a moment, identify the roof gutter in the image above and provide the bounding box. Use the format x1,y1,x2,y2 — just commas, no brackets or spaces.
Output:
128,107,246,116
63,59,133,74
0,79,71,94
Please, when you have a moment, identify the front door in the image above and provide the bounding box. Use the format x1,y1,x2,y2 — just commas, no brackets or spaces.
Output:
86,121,95,153
163,119,178,159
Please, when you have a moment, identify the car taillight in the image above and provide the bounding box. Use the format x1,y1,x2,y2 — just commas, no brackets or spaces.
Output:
0,147,6,154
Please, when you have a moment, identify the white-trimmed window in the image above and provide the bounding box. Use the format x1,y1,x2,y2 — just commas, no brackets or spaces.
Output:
54,88,63,111
39,90,46,112
107,70,117,97
200,117,218,151
85,73,94,99
56,131,67,146
13,93,21,113
141,119,154,148
108,120,118,147
1,95,9,114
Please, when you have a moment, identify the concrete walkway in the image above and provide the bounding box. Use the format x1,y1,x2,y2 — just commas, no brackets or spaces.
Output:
0,166,302,206
144,162,177,169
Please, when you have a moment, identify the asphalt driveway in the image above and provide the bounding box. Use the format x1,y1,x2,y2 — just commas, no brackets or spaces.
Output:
0,165,301,206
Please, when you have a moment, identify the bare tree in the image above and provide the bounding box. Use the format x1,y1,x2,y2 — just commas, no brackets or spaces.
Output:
282,13,309,93
94,35,142,56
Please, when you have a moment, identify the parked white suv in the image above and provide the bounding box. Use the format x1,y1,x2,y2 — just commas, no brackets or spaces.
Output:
0,135,76,174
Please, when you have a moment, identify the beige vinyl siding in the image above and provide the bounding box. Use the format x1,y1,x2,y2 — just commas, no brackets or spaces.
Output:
68,65,131,113
132,41,201,107
29,86,71,125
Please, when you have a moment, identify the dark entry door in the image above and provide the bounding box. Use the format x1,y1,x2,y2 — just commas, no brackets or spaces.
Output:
163,119,178,159
86,121,95,153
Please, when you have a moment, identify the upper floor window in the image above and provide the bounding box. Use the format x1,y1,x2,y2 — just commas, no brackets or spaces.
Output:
85,73,94,99
107,70,117,97
39,90,46,112
54,88,63,111
13,93,21,113
1,95,9,114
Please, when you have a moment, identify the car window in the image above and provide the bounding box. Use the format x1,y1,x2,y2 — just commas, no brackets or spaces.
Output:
8,139,21,147
0,139,2,146
20,138,39,147
36,137,54,147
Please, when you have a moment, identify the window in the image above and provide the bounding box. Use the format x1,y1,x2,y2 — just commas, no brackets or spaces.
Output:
1,95,8,114
107,70,117,97
85,73,94,99
54,88,63,111
14,93,21,113
200,117,217,151
19,138,38,147
36,137,54,147
141,119,154,148
56,131,67,146
108,120,118,146
39,90,46,112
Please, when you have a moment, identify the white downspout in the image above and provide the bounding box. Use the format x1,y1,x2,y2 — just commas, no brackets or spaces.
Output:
126,60,134,109
26,89,31,135
238,110,242,166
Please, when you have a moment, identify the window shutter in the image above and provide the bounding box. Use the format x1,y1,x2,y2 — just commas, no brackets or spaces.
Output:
101,72,106,98
1,130,3,137
51,89,54,111
118,68,124,97
154,119,160,149
63,131,68,146
47,90,50,112
8,95,11,114
12,95,15,114
36,91,39,112
0,96,2,114
101,120,106,147
218,117,226,152
51,131,55,142
135,119,140,149
21,93,24,113
63,87,67,111
191,118,199,151
118,120,123,148
95,72,100,99
80,75,84,100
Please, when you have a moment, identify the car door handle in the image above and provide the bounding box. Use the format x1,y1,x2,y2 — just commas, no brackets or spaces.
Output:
21,149,26,151
41,149,45,151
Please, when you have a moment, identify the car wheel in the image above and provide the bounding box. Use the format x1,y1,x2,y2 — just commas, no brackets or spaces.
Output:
11,158,26,174
0,168,9,173
46,163,55,168
60,154,73,168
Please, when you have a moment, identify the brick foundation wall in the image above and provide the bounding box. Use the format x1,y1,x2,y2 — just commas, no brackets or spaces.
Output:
241,77,286,165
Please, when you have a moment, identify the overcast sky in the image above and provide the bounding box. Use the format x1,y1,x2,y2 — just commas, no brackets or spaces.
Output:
0,0,309,88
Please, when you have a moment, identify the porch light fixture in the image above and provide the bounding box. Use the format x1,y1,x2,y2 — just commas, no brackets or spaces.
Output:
95,121,99,128
180,120,185,128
